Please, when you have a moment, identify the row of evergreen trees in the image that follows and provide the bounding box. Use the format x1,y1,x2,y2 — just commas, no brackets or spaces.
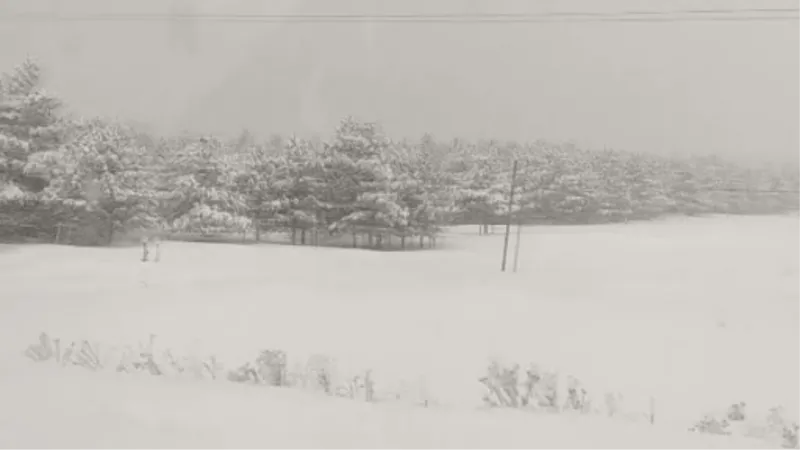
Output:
1,59,798,247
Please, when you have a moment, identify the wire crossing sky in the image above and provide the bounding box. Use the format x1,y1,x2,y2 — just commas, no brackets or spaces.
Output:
4,7,799,22
1,0,797,165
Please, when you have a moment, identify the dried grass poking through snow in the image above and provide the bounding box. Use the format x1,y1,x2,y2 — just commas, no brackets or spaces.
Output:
479,359,653,421
479,359,799,449
23,330,800,448
688,403,799,449
24,332,381,403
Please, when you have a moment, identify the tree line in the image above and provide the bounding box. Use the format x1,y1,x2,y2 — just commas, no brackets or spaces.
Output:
1,59,798,248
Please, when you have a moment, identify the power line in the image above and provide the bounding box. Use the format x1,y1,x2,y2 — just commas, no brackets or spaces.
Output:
4,8,798,24
704,188,800,194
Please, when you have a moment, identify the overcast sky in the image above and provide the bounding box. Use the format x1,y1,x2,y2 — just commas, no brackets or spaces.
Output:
0,0,797,165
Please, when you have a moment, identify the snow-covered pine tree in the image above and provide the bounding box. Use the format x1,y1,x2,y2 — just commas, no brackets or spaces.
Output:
324,117,405,248
28,118,160,245
235,143,286,242
270,136,327,245
159,135,250,236
0,58,69,241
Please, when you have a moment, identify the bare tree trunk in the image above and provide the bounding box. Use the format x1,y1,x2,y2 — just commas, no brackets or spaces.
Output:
301,229,306,245
368,233,374,248
316,210,325,246
376,234,383,249
153,237,161,262
291,227,297,245
401,236,405,249
106,217,114,246
419,235,424,248
141,238,149,262
478,224,482,235
255,224,260,242
352,232,357,248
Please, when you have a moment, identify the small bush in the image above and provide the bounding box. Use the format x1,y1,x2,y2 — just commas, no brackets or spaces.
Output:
25,332,102,370
689,415,732,436
227,349,289,387
479,360,597,414
23,332,379,405
689,402,799,449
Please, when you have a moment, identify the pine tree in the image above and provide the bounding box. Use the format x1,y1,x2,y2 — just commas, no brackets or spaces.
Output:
0,58,69,241
160,136,250,235
28,118,159,245
324,118,405,247
235,143,284,241
0,58,64,196
270,136,327,245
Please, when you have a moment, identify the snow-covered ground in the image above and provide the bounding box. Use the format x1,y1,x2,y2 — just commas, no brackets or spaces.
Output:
0,364,765,449
0,215,797,448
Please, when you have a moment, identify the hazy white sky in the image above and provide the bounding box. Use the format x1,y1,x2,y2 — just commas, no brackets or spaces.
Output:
0,0,797,165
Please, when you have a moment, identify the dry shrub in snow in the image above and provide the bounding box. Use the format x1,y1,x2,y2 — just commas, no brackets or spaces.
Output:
25,332,103,370
689,403,799,449
478,359,655,426
225,350,375,401
302,354,337,393
23,333,379,404
689,414,734,436
25,332,223,379
227,349,287,386
479,361,594,413
336,370,375,402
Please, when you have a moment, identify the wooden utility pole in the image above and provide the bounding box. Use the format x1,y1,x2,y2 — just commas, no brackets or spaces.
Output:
512,218,523,273
501,160,519,272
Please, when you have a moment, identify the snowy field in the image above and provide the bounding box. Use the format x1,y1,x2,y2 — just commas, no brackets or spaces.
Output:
0,365,767,449
0,215,797,448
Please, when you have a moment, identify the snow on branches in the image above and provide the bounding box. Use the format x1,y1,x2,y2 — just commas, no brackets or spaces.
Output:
2,59,797,246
